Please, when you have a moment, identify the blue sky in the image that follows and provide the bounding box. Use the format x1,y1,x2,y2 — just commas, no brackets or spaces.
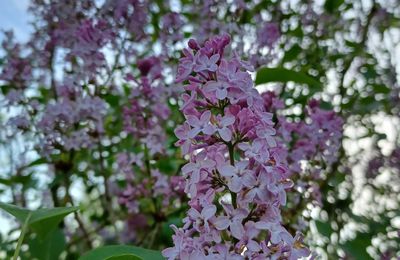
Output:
0,0,31,235
0,0,31,42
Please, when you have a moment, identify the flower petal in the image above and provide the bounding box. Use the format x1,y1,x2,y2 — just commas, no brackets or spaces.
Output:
214,216,230,230
218,127,232,142
202,204,217,220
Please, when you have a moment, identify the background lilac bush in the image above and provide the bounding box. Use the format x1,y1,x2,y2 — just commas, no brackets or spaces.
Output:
0,0,399,259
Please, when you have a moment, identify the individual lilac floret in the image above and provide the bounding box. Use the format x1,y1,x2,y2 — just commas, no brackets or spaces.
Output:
186,110,215,138
193,52,220,73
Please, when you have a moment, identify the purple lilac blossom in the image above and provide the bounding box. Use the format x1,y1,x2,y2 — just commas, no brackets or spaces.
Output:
163,34,310,259
115,56,186,242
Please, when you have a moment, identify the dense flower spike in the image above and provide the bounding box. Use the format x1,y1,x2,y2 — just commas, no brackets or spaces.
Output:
122,57,169,155
37,80,107,155
163,35,310,259
261,91,343,231
116,56,186,243
262,92,344,172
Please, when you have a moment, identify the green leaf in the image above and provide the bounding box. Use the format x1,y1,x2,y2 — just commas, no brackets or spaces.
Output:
315,220,333,238
105,254,141,260
104,94,120,107
287,26,304,38
319,101,334,110
26,158,47,168
328,172,346,186
79,245,164,260
255,67,322,91
29,206,80,237
0,85,12,95
324,0,344,13
358,96,380,113
282,44,302,63
0,178,11,186
0,202,30,223
372,84,390,94
342,232,373,260
345,40,360,49
155,157,178,174
28,228,66,260
160,216,182,245
0,202,79,237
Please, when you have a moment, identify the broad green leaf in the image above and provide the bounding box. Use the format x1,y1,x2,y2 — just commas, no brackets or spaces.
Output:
104,94,120,107
282,44,302,63
0,178,11,186
8,173,34,186
0,202,30,224
315,220,333,238
358,96,380,113
328,172,346,186
372,84,390,94
345,40,360,49
287,26,304,38
324,0,344,13
79,245,164,260
105,254,141,260
255,67,322,91
28,228,66,260
29,206,80,237
156,157,178,174
0,85,12,95
319,101,334,110
341,232,373,260
0,202,79,237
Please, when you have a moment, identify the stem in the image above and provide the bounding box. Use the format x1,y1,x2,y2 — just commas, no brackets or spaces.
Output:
227,142,237,208
102,36,127,90
67,222,106,249
72,211,93,249
227,142,235,166
338,4,376,112
49,47,57,101
242,204,256,225
13,212,32,260
97,139,118,233
147,223,159,249
61,151,93,249
143,143,162,217
64,176,93,249
143,144,151,176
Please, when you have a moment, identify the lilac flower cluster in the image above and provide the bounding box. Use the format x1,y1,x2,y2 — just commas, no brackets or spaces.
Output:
117,152,186,242
257,22,281,48
163,35,309,259
102,0,148,40
37,80,106,156
69,19,114,76
122,56,170,156
0,31,32,104
263,92,344,206
275,98,343,176
116,57,186,242
187,1,282,68
366,147,400,180
159,12,185,54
